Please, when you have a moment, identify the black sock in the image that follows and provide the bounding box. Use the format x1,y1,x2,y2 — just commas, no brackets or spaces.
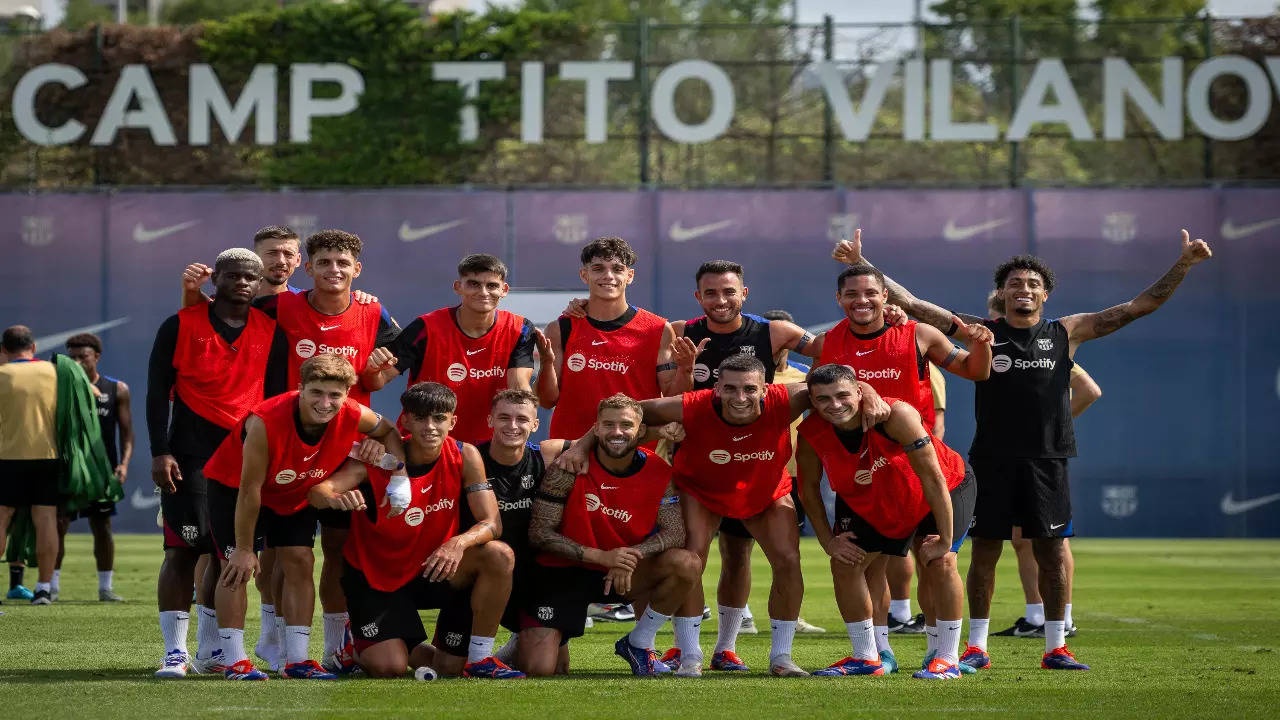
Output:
9,565,24,590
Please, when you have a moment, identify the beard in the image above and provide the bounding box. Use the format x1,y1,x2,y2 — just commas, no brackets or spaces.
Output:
598,436,638,459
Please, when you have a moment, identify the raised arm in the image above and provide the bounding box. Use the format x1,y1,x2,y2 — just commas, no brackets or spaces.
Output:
1061,229,1212,348
833,229,984,330
658,323,701,396
916,321,992,382
180,263,212,308
880,402,952,566
536,319,565,409
629,480,685,557
770,320,819,359
639,394,686,426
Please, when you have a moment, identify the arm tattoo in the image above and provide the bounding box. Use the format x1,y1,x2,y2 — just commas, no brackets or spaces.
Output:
1090,257,1192,339
475,519,498,540
794,332,814,352
632,494,685,558
1145,258,1192,302
528,466,587,563
858,256,957,332
1088,304,1138,339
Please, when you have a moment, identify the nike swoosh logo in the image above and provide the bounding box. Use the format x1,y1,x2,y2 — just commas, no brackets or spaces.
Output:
991,341,1010,346
420,484,433,494
34,318,130,354
398,219,467,242
732,435,751,442
855,349,874,356
130,487,162,510
319,324,341,331
592,340,607,346
942,218,1010,242
466,349,484,356
1049,523,1065,530
1220,491,1280,515
133,220,201,243
601,485,619,490
669,219,734,242
1220,217,1280,240
303,452,319,462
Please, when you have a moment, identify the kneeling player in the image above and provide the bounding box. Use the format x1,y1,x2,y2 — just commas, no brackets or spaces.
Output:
525,394,700,677
796,364,975,680
207,354,408,680
311,382,524,679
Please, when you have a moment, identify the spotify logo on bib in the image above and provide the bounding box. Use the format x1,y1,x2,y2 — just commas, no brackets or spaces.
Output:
404,508,425,527
708,449,731,465
854,469,873,486
693,363,711,383
584,493,602,511
446,363,467,382
991,355,1012,373
295,339,317,359
274,470,297,485
566,353,587,372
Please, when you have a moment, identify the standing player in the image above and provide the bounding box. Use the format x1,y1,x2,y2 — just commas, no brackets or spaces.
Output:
538,237,698,439
631,355,889,677
55,333,132,602
836,229,1213,670
206,354,409,680
366,254,545,445
147,249,288,678
796,364,975,679
305,382,524,678
524,394,700,677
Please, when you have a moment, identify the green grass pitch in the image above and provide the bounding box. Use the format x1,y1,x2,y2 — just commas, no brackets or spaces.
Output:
1,535,1277,718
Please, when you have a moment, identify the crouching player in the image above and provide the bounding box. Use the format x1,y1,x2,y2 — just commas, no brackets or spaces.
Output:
206,354,408,680
524,394,700,677
796,364,976,679
309,382,525,679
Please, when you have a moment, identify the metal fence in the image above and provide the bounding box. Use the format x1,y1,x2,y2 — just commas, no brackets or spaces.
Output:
1,15,1277,188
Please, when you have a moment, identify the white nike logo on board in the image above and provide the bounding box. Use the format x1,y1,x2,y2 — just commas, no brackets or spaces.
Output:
1220,217,1280,240
34,318,130,355
130,487,162,510
398,219,467,242
942,218,1010,242
133,220,201,243
669,219,734,242
1220,491,1280,515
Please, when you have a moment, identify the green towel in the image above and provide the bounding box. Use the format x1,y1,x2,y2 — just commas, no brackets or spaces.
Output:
2,507,37,566
54,354,118,514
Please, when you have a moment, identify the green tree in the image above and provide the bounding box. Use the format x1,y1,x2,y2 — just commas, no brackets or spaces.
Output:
163,0,276,26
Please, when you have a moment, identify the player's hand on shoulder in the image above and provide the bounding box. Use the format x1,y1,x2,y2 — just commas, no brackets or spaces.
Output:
831,228,863,265
657,422,686,444
552,439,591,476
563,297,588,318
1180,229,1212,264
826,532,865,566
955,317,993,345
182,263,211,291
883,304,908,326
857,383,892,430
151,455,181,494
353,289,379,305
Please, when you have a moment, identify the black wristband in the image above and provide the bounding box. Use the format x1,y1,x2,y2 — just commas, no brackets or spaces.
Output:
945,320,959,337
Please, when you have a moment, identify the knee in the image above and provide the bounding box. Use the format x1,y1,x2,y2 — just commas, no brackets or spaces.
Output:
480,541,515,574
970,539,1003,568
667,549,701,582
1031,538,1065,567
362,658,408,678
279,548,314,576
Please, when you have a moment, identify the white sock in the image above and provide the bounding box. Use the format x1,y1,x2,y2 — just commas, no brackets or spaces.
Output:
1064,603,1073,628
219,627,248,664
467,635,495,664
873,625,890,654
195,604,219,659
714,605,745,654
35,581,51,594
937,619,963,665
769,619,797,663
631,607,671,650
51,569,60,592
285,626,311,665
322,611,349,656
1026,602,1045,626
258,605,277,648
1045,620,1066,652
925,625,938,656
98,570,113,592
672,616,703,663
968,618,990,651
742,603,753,620
845,619,877,661
889,598,912,624
159,610,191,655
496,633,519,660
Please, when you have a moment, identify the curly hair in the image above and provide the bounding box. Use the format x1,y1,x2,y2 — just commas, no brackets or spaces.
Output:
305,229,363,260
993,255,1055,293
580,237,637,268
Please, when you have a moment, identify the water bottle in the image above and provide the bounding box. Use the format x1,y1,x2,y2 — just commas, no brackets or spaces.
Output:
414,665,438,681
349,441,404,471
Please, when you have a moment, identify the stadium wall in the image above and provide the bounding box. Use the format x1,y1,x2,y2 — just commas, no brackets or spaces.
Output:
3,187,1275,537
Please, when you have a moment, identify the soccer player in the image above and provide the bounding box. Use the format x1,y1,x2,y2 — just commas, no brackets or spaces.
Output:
366,254,545,445
55,333,132,602
147,249,288,678
524,394,700,677
835,229,1213,670
631,354,888,677
984,291,1102,640
538,237,698,439
796,364,975,679
205,353,409,680
300,381,523,679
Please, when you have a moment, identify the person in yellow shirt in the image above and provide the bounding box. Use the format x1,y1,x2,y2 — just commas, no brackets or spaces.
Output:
0,326,62,605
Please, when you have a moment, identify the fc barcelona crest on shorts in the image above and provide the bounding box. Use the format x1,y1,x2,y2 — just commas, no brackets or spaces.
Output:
537,606,554,621
181,525,199,544
361,622,379,638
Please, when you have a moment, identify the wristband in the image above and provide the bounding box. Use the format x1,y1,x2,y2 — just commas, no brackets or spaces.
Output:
945,320,959,337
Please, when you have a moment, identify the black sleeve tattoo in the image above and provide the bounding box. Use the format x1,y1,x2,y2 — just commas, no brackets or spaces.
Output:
528,465,588,562
631,491,684,558
1089,257,1193,339
856,256,958,332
